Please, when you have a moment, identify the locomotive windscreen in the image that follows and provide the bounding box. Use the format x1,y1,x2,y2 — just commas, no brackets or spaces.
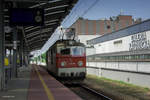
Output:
71,47,85,56
61,48,70,55
60,46,85,56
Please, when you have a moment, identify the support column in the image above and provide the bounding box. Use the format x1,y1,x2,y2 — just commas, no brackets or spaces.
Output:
0,0,5,90
19,35,23,67
9,49,12,65
9,49,12,79
23,42,25,66
36,57,38,65
12,27,18,78
28,53,30,65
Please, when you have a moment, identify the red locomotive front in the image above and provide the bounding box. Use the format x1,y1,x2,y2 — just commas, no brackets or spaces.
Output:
46,40,86,83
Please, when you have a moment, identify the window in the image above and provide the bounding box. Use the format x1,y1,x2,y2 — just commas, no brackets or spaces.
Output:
107,25,111,29
145,54,150,59
61,48,70,55
87,53,150,62
114,40,122,44
71,47,84,56
87,56,95,61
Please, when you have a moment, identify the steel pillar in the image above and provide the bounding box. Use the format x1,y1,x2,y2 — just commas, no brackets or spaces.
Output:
9,49,12,65
12,27,18,78
25,53,29,66
23,43,25,66
28,53,30,65
19,35,23,67
0,0,5,90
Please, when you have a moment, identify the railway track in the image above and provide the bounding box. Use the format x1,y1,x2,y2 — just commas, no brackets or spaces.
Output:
66,84,112,100
80,85,112,100
44,65,112,100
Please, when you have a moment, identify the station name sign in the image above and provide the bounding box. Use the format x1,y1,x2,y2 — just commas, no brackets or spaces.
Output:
9,8,44,26
129,32,150,51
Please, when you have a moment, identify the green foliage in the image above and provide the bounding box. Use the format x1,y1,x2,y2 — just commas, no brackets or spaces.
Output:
41,53,46,59
85,74,150,100
32,53,46,63
87,74,150,91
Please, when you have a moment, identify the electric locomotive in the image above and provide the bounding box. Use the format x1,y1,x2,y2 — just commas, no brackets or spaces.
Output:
46,39,86,83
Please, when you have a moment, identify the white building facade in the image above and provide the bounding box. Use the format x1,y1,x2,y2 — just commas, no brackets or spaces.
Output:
86,19,150,88
94,30,150,54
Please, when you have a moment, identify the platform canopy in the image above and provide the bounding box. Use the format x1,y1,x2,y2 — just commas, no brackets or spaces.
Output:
4,0,78,52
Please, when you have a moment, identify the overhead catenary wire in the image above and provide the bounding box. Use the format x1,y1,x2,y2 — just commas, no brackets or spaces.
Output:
80,0,100,17
62,0,100,28
35,0,101,56
61,0,86,27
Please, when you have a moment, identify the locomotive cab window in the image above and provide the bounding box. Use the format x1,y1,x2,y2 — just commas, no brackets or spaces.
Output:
71,47,85,56
61,48,70,55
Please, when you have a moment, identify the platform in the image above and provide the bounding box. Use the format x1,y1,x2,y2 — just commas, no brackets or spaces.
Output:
0,65,82,100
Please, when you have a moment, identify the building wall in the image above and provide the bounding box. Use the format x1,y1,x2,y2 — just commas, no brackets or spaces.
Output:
70,15,138,36
87,61,150,73
78,35,100,45
87,67,101,76
86,48,96,56
86,62,150,88
102,69,150,88
94,30,150,54
85,20,150,88
94,35,131,54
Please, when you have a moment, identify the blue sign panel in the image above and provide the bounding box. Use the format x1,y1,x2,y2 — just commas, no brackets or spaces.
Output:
9,8,44,26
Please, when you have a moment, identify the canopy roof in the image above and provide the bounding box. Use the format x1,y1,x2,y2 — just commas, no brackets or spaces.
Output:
4,0,78,52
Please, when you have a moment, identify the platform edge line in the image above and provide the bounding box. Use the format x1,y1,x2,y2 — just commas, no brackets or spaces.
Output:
34,66,55,100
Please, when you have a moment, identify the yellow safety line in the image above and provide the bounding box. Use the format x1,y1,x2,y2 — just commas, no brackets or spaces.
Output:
34,66,55,100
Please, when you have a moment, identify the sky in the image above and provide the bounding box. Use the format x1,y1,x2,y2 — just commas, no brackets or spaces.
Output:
37,0,150,55
82,0,150,20
62,0,150,27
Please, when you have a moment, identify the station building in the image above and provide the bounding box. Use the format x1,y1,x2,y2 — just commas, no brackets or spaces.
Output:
86,19,150,88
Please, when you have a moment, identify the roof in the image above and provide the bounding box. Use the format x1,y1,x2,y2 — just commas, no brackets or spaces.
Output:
4,0,78,52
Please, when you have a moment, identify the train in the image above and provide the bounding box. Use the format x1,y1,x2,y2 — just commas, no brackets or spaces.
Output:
46,39,86,83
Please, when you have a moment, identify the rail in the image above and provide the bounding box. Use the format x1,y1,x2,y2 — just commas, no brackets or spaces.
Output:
80,85,112,100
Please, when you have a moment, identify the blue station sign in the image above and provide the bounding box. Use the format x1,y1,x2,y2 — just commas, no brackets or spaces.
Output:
9,8,44,26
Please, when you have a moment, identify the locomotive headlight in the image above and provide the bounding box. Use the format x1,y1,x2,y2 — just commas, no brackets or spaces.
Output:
78,61,83,66
61,61,66,67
